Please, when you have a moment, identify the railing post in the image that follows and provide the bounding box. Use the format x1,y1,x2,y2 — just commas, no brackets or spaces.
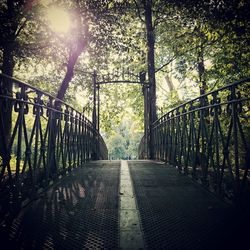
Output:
149,123,154,159
140,71,149,158
47,97,58,178
97,81,100,159
97,81,100,133
138,76,250,203
0,73,109,219
92,70,97,160
92,70,97,131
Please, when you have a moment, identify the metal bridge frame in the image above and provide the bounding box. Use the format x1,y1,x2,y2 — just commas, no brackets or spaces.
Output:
92,70,153,159
0,73,108,215
139,77,250,203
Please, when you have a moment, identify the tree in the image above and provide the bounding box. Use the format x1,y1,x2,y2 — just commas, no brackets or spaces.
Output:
0,0,39,156
106,116,143,159
154,0,250,87
56,7,89,100
108,134,127,160
1,0,249,162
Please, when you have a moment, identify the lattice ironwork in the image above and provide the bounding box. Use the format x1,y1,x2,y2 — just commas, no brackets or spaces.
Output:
139,78,250,202
0,73,108,217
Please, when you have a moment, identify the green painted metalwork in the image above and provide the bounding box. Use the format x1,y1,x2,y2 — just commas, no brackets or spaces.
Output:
139,78,250,202
0,73,108,215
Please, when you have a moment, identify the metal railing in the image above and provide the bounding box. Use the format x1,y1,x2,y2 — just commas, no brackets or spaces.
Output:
139,78,250,202
0,73,108,215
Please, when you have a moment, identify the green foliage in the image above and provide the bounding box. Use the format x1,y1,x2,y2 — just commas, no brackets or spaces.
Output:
99,83,144,134
154,0,250,88
106,116,143,160
1,0,249,159
107,134,127,160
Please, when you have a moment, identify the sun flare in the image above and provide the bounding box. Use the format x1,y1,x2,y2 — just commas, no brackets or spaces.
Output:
46,8,71,33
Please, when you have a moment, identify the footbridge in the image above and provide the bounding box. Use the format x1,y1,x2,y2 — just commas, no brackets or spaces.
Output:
0,73,249,249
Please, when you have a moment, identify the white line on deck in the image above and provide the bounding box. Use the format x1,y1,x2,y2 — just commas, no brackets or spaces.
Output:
119,160,144,249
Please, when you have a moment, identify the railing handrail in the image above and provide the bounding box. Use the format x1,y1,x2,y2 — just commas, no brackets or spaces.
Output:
140,77,250,203
0,73,108,140
0,72,94,125
0,72,108,217
153,77,250,126
0,72,108,157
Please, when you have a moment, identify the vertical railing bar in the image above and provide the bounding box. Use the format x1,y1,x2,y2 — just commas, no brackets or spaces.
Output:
21,117,34,187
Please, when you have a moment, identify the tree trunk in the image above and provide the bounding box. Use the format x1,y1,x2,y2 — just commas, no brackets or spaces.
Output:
197,43,206,95
0,46,15,192
165,74,174,91
56,54,77,100
49,44,86,174
143,0,157,159
1,45,14,138
48,52,78,176
0,0,17,160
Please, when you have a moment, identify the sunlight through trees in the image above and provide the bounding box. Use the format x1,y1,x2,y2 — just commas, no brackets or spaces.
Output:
0,0,249,157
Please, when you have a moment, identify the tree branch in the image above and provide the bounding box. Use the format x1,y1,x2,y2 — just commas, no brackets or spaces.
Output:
155,34,222,74
133,0,145,23
155,56,176,73
15,17,28,38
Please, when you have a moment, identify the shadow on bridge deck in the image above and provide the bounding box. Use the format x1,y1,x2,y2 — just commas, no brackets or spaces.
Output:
0,160,248,249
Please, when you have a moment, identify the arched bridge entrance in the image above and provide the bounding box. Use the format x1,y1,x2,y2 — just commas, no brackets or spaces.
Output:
91,69,153,160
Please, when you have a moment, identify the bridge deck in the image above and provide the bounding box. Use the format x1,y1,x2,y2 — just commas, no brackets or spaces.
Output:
0,160,247,249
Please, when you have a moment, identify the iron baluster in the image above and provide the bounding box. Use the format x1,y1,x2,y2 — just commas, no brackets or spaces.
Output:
207,92,220,193
229,86,240,197
14,87,27,203
179,105,187,173
163,116,167,161
174,108,181,170
0,73,108,216
76,113,80,166
199,94,210,186
160,119,164,160
155,122,159,159
139,77,250,202
46,97,56,178
166,114,170,163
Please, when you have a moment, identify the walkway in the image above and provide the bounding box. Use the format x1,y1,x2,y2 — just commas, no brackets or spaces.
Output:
0,161,248,249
